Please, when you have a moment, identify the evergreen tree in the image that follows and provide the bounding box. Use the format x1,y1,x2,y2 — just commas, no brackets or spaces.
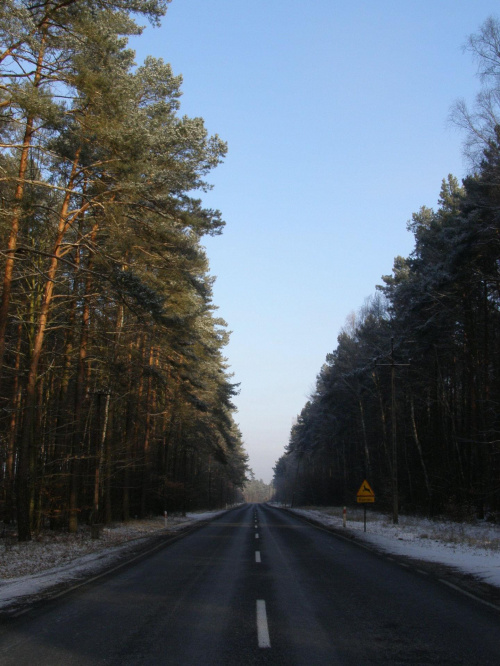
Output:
0,1,247,540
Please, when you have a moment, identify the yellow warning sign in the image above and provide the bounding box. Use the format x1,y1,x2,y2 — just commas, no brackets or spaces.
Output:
357,479,375,503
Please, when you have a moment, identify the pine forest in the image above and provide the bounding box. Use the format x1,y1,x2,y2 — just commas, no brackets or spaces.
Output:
2,3,500,543
0,0,248,542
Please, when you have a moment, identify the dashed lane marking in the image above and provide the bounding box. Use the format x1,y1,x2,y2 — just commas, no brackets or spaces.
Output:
256,600,271,648
255,551,261,563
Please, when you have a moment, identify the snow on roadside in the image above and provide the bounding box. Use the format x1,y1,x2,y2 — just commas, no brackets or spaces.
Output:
286,505,500,589
0,510,225,611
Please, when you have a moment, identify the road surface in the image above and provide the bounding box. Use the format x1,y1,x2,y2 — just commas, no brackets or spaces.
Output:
0,503,499,664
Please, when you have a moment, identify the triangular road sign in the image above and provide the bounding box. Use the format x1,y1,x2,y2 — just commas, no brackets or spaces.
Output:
357,479,375,500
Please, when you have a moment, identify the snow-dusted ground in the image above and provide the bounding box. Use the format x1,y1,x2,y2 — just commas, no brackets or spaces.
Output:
0,510,225,613
285,505,500,590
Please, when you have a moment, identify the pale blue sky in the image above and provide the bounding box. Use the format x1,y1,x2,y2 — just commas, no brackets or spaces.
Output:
131,1,499,482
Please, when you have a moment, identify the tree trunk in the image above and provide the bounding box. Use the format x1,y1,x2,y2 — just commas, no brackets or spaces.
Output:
17,152,84,540
0,26,47,388
3,323,23,524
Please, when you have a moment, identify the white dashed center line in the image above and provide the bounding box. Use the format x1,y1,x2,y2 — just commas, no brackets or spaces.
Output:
255,551,261,563
256,600,271,648
255,532,259,539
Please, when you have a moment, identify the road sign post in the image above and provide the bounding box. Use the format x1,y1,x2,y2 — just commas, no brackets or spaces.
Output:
356,480,375,532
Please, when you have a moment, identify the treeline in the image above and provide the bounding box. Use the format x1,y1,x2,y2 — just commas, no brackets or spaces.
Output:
243,476,273,503
274,19,500,520
0,0,247,541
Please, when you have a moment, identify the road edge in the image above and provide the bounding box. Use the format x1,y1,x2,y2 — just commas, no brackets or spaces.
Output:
273,505,500,614
0,507,241,621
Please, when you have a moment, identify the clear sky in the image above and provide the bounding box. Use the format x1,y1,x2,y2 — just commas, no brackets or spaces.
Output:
130,0,499,483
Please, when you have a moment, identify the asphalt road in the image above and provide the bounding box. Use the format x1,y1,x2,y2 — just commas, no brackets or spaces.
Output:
0,503,499,665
